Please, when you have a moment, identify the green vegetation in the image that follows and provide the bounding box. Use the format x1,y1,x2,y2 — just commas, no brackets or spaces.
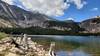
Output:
45,20,81,32
0,27,77,35
0,32,8,40
0,27,100,35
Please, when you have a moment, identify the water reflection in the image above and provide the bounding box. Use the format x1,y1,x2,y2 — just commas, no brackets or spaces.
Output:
56,50,91,56
31,36,100,56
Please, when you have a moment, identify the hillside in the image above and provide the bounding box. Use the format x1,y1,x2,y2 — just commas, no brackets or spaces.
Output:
0,0,81,33
0,0,52,28
0,17,13,28
80,16,100,33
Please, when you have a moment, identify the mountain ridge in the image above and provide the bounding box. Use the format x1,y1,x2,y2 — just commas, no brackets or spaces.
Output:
80,16,100,33
0,0,52,28
0,0,80,32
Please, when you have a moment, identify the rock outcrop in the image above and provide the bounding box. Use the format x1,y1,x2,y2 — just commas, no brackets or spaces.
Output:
0,17,15,28
80,16,100,33
0,34,55,56
0,0,52,28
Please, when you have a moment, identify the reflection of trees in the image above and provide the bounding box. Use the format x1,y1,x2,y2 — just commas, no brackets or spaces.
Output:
83,46,100,56
31,37,100,56
32,38,82,51
33,38,84,56
83,41,100,56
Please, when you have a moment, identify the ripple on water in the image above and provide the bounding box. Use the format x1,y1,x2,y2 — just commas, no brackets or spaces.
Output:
56,50,91,56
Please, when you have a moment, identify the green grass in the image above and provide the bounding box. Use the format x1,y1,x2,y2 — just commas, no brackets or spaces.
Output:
0,32,8,40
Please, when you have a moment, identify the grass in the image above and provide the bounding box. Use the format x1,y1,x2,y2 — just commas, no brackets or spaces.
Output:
0,32,8,40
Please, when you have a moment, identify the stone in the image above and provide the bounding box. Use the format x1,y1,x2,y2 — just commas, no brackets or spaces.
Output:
0,35,56,56
5,52,19,56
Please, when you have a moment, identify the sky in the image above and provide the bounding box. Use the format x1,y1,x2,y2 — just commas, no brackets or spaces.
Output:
55,0,100,22
1,0,100,22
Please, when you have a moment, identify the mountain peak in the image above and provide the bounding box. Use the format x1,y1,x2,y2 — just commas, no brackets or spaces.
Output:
95,16,100,18
0,1,53,28
80,16,100,33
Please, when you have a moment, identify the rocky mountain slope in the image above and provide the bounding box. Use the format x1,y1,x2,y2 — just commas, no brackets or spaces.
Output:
80,16,100,33
44,20,80,31
0,17,13,28
0,0,80,32
0,0,52,28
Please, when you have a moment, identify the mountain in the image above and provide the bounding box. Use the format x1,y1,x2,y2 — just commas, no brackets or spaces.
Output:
0,0,51,28
80,16,100,33
44,20,80,31
0,17,14,28
0,0,80,32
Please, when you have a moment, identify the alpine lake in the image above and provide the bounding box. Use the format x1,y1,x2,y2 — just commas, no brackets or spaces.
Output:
30,35,100,56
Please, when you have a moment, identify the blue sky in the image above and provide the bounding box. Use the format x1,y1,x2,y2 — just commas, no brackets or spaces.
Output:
55,0,100,22
2,0,100,22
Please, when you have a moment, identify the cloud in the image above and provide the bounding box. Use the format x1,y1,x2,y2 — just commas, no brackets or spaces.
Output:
67,17,74,20
2,0,86,16
69,0,87,9
91,8,98,11
1,0,14,5
18,0,69,16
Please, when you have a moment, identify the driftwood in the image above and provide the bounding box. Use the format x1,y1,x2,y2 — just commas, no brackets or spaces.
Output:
0,34,56,56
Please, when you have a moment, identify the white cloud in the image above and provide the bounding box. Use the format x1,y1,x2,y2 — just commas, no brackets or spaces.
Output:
69,0,87,9
91,8,98,11
67,17,74,20
19,0,69,16
1,0,86,16
2,0,14,5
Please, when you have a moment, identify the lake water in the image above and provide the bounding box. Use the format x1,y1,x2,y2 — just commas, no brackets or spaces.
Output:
31,35,100,56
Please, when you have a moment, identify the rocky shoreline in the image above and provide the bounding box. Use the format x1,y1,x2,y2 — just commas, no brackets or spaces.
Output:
0,34,55,56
